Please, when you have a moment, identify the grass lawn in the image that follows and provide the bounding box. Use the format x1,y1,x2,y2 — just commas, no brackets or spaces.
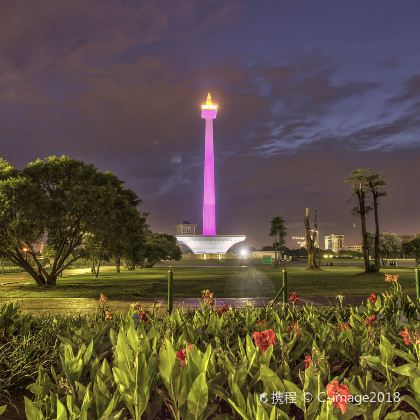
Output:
0,263,416,303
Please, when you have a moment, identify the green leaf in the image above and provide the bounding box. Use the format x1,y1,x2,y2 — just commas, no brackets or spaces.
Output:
0,406,6,416
283,379,304,410
56,399,69,420
384,411,419,420
24,397,43,420
392,364,420,378
187,372,208,420
260,365,285,393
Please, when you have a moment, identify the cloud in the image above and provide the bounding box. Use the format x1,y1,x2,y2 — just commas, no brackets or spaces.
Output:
389,74,420,103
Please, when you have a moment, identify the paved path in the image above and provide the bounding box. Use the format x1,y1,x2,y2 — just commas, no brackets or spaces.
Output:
0,295,371,314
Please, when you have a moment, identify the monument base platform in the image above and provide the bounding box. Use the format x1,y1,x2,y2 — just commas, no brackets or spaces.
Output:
176,235,246,254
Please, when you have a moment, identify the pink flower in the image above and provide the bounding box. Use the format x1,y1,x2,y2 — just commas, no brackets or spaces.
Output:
326,380,351,415
252,329,276,353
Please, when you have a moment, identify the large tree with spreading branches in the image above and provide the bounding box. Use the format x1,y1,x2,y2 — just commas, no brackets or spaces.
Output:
0,156,146,286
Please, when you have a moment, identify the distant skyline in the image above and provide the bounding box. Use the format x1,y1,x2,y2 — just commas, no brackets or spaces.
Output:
1,1,420,248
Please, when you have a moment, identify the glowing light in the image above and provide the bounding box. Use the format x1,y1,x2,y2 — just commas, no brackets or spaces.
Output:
240,248,248,257
22,247,28,252
201,92,218,110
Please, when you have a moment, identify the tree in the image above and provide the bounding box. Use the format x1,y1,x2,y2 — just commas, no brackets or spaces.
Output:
269,216,287,266
403,237,420,266
0,156,144,286
261,245,274,251
379,233,402,265
136,233,182,268
86,191,148,277
346,169,372,273
366,172,387,272
304,208,320,270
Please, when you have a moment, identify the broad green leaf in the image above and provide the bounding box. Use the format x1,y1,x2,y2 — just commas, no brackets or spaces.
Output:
392,363,420,377
56,398,69,420
187,372,208,420
24,397,43,420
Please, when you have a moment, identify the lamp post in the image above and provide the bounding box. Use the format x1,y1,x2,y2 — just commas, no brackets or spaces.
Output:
22,247,28,262
240,248,248,265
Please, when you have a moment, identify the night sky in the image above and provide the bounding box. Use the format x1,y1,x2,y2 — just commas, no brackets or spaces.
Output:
1,1,420,248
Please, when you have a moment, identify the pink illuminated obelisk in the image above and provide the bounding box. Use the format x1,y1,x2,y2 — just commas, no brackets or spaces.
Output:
201,93,218,236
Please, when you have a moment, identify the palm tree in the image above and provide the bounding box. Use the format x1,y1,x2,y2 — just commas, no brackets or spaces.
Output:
269,216,287,266
346,169,372,273
366,173,387,272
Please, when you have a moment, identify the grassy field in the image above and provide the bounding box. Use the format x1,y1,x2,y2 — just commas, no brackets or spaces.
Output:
0,263,417,302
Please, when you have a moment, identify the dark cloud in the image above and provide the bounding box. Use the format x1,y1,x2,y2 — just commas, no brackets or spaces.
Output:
0,1,420,247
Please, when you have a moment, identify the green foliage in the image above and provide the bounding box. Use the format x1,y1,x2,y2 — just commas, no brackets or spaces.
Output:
0,156,146,286
136,233,182,268
1,280,419,419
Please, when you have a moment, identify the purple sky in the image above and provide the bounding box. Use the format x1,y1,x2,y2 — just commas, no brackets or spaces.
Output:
1,1,420,248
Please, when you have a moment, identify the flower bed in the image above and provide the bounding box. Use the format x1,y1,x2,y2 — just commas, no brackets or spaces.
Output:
0,277,419,419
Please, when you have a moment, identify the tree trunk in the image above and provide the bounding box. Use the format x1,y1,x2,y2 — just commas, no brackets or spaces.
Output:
94,260,101,278
46,275,57,287
305,208,319,270
372,193,380,272
115,257,121,273
358,190,371,273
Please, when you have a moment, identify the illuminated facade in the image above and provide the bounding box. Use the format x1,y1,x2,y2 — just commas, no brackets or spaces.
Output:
201,93,217,236
176,93,245,254
324,234,344,253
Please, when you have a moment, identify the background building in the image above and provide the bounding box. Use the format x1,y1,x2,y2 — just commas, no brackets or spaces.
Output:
324,234,344,253
175,222,197,235
175,222,197,253
345,245,363,253
292,230,319,248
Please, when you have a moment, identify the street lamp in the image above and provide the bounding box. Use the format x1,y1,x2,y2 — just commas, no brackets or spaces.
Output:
22,247,28,262
240,248,248,265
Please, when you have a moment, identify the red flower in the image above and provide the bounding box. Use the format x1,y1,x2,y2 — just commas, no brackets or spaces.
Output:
289,292,300,305
252,329,276,353
215,304,230,317
336,322,350,331
368,293,377,304
176,344,193,368
99,293,108,304
105,310,113,320
385,273,399,283
399,327,411,345
365,315,377,327
304,355,311,369
130,302,142,311
201,289,215,307
138,310,148,322
326,380,351,415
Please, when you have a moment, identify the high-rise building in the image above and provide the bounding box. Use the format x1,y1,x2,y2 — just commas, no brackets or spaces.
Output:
324,234,345,253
